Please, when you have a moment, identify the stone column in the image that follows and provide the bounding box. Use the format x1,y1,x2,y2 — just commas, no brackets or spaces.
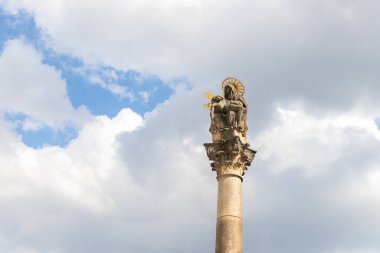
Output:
216,173,243,253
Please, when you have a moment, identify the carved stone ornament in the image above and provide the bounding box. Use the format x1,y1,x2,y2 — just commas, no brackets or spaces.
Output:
204,77,256,178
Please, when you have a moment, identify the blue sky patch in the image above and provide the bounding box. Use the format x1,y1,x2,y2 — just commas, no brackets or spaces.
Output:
375,117,380,130
4,113,78,148
57,62,174,117
19,126,78,149
0,9,41,51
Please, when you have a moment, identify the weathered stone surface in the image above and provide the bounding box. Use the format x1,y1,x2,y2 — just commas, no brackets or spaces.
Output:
204,77,256,253
217,175,242,217
216,215,242,253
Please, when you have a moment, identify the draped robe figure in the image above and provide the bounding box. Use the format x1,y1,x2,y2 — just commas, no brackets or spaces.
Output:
209,85,248,137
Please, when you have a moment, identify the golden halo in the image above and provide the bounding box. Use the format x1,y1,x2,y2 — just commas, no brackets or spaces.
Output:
221,77,245,96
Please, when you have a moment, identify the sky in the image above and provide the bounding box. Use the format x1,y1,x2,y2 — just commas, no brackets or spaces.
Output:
0,0,379,252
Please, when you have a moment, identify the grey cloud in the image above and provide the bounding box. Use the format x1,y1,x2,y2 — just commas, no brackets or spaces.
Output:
243,117,380,252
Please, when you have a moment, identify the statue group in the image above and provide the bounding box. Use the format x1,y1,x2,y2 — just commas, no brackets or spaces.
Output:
209,77,248,137
204,77,255,177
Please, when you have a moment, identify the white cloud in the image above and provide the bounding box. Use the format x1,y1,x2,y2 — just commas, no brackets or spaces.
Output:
255,105,380,176
1,1,380,252
0,90,216,252
0,108,142,211
0,39,91,129
2,0,296,81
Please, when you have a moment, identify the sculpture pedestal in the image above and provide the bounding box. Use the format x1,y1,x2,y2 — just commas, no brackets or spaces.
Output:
216,174,243,253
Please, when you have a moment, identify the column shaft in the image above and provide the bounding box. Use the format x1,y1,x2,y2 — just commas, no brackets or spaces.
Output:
215,174,243,253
